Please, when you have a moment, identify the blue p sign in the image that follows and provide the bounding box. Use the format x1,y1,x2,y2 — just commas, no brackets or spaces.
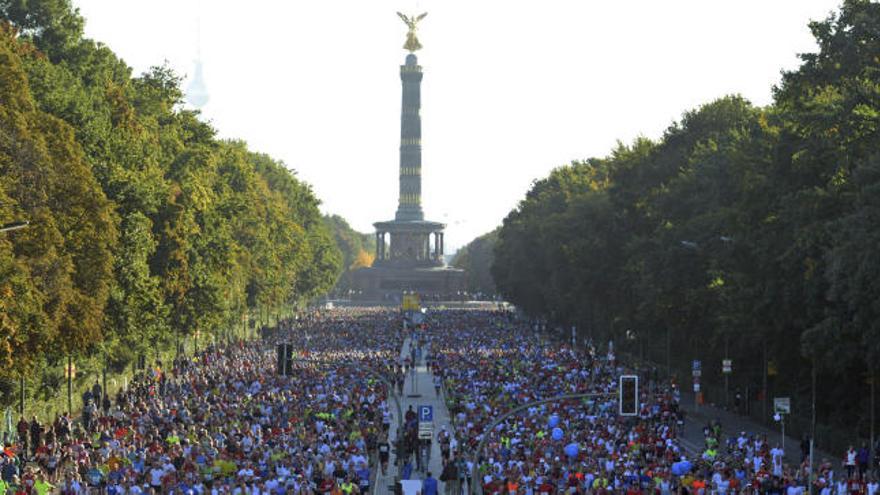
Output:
419,405,433,422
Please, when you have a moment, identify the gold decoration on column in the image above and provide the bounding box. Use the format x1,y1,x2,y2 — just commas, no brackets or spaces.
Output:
397,12,428,52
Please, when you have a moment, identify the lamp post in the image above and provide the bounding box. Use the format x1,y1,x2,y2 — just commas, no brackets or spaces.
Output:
64,356,76,413
4,220,29,418
724,334,730,408
773,411,785,452
679,236,736,410
19,374,24,417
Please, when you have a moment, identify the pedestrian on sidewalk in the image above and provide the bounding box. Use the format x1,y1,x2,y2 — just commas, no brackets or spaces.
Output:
433,374,442,397
463,459,473,495
16,416,28,458
28,416,43,457
420,433,433,468
858,444,870,480
440,459,458,495
438,426,451,462
378,435,391,475
801,435,811,462
846,446,858,479
422,472,438,495
355,463,370,494
401,460,414,481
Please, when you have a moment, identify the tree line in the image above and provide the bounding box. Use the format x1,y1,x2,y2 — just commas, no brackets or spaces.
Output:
452,228,498,297
323,214,375,296
491,0,880,447
0,0,342,408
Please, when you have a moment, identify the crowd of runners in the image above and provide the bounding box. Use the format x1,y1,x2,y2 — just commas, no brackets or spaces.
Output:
420,310,858,495
0,307,865,494
1,309,403,494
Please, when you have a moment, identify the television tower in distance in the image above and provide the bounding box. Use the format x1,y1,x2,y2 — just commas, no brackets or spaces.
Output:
186,5,209,109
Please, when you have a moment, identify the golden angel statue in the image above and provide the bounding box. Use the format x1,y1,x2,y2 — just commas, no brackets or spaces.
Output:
397,12,428,52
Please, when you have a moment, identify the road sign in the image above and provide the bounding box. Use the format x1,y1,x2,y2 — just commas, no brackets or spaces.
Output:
692,369,702,377
402,293,420,311
694,383,701,392
692,360,701,370
418,422,433,439
774,397,791,415
276,343,293,376
722,359,732,374
418,405,433,422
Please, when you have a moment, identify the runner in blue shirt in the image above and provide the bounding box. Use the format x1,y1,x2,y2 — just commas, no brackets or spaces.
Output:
422,472,438,495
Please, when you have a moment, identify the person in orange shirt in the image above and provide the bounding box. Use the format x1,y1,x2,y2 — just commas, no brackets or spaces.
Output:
506,478,519,494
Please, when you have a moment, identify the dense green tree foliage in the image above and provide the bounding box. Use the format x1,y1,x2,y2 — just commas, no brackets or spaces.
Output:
452,229,498,296
0,1,341,406
492,0,880,442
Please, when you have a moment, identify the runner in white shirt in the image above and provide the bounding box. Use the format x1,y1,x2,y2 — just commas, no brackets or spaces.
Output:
149,465,165,489
773,454,784,477
715,476,731,495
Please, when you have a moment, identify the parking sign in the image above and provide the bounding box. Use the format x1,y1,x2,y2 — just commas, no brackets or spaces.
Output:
419,405,433,422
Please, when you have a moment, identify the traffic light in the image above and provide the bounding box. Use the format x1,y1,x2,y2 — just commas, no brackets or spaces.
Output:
619,375,639,416
276,343,293,376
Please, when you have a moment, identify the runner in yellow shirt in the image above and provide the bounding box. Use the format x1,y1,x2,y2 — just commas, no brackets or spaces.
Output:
33,473,54,495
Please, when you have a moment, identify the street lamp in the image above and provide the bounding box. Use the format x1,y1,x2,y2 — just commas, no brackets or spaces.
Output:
3,220,30,418
773,412,786,452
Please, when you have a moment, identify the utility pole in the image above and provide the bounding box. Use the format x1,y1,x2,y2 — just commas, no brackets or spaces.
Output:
868,365,876,470
809,438,814,493
5,219,30,418
102,362,107,409
725,333,730,409
811,357,817,474
66,355,73,413
763,338,768,422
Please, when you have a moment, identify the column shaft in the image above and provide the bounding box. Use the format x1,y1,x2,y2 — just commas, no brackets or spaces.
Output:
376,232,382,260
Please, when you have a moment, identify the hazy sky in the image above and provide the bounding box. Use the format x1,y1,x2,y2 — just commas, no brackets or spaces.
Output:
73,0,841,251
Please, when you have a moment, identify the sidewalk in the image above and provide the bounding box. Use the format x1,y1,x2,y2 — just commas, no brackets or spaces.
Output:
374,336,453,495
678,389,836,466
